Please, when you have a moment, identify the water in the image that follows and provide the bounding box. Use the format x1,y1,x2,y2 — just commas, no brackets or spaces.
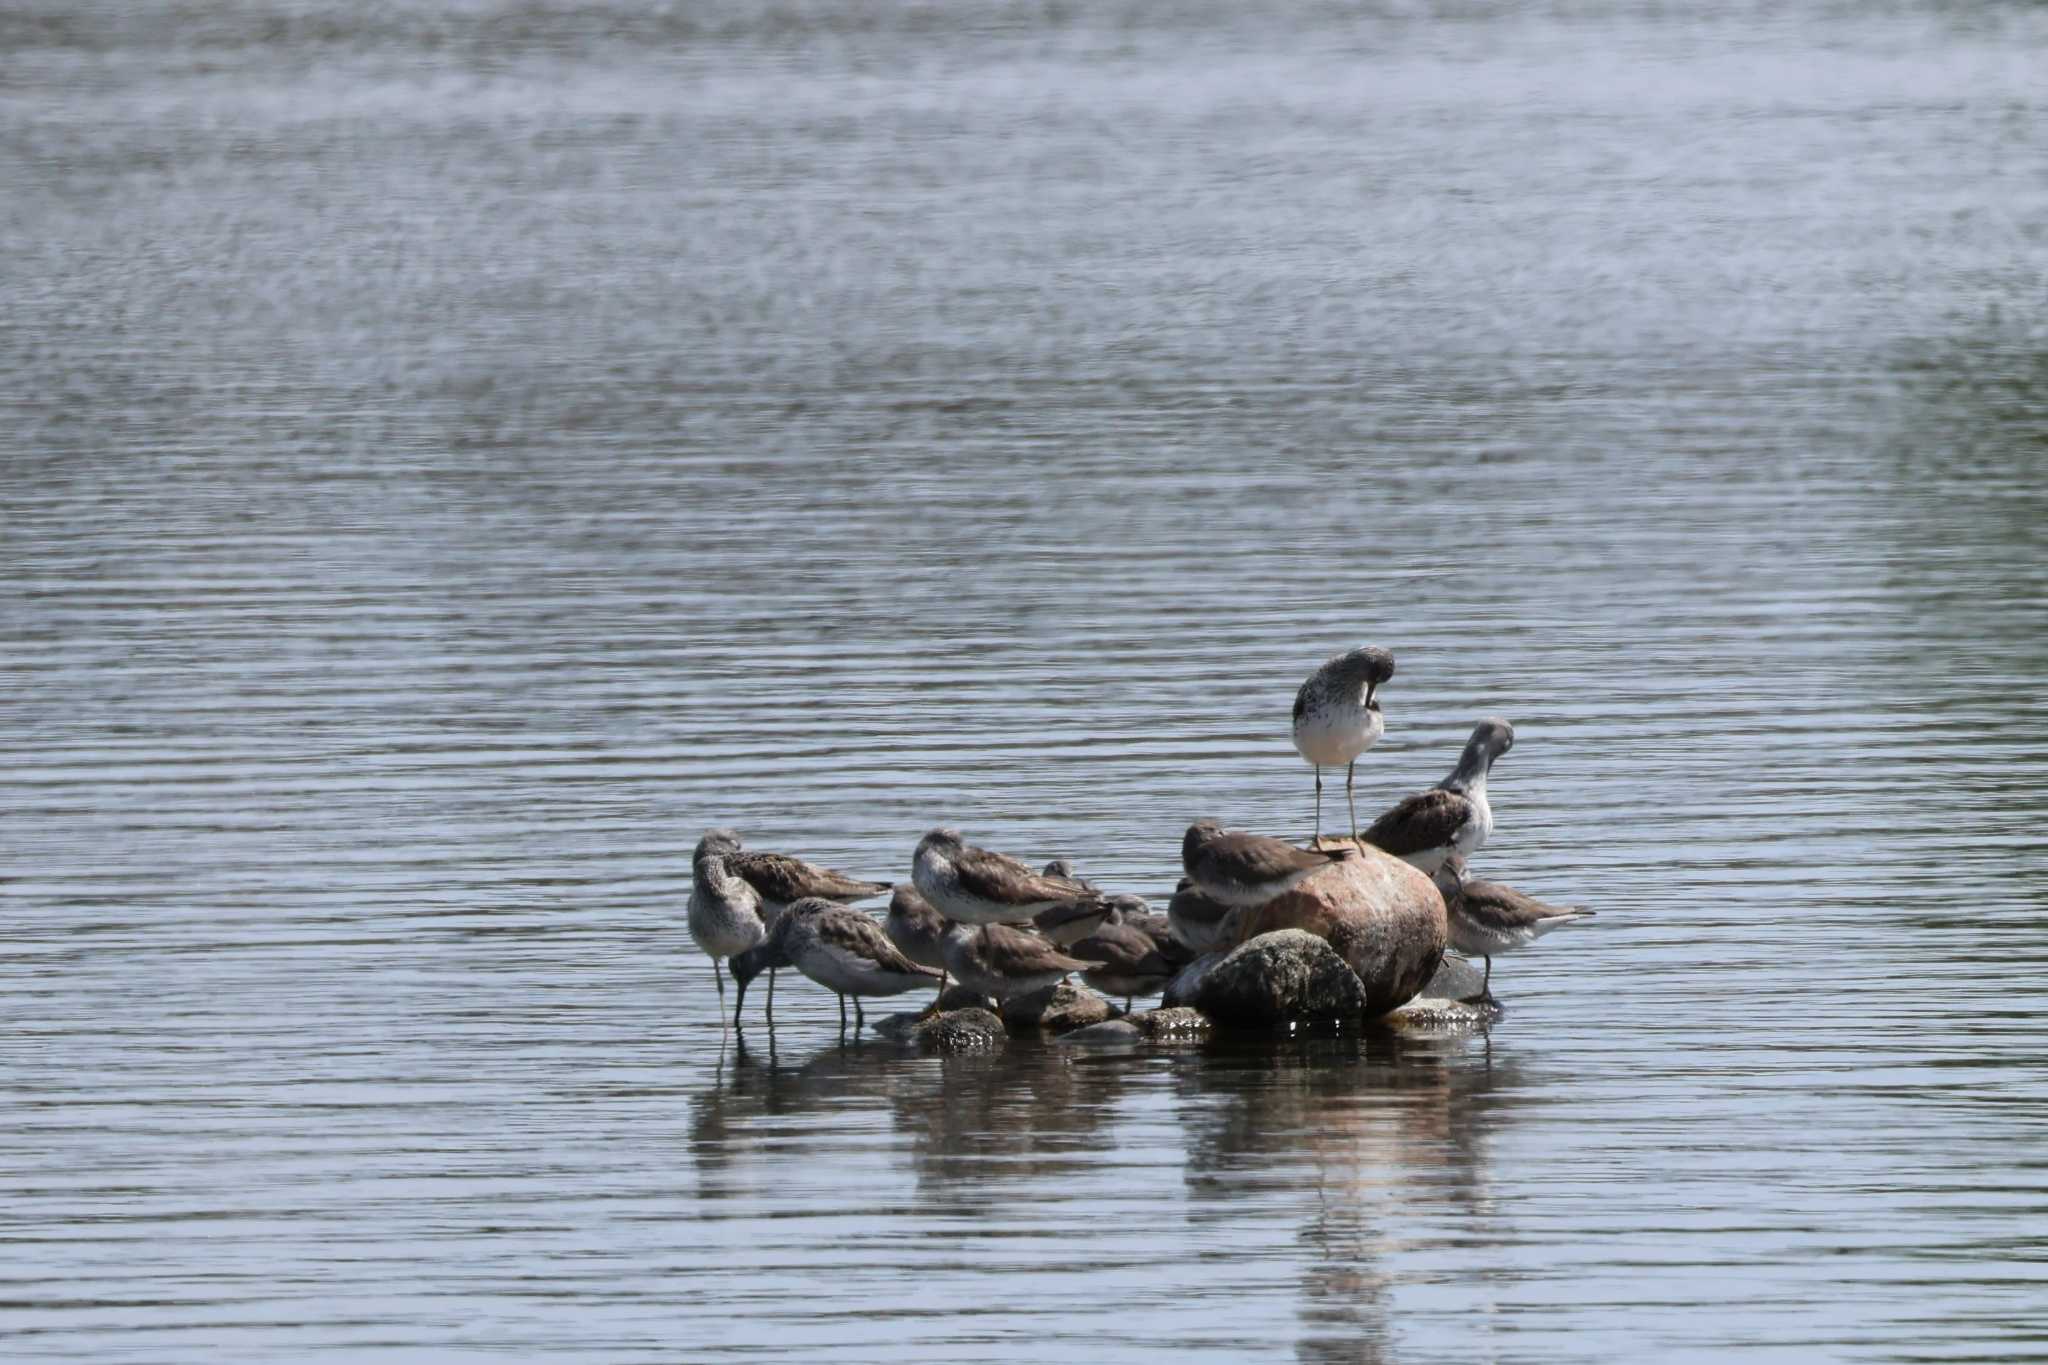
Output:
4,0,2046,1357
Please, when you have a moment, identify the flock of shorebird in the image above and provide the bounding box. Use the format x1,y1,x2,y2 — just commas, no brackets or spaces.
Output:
688,645,1593,1032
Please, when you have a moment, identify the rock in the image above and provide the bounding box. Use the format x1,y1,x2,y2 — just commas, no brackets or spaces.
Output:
1000,979,1118,1036
1160,951,1223,1010
1380,955,1504,1030
1237,842,1447,1018
934,983,996,1013
911,1007,1007,1052
1190,929,1370,1029
1056,1019,1144,1046
1130,1006,1212,1040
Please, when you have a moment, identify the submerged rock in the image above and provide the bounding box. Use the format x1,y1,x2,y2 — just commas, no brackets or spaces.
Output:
1000,979,1117,1036
911,1006,1008,1052
1238,842,1447,1017
1056,1018,1144,1046
1130,1006,1212,1040
1380,955,1504,1030
1188,929,1370,1029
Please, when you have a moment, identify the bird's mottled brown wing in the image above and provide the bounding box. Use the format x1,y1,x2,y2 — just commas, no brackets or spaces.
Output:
980,923,1099,975
1074,921,1176,976
1361,788,1473,858
1192,831,1341,885
954,844,1096,907
729,851,887,903
814,908,939,976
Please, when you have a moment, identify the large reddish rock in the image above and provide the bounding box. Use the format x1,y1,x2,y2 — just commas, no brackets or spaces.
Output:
1232,838,1447,1018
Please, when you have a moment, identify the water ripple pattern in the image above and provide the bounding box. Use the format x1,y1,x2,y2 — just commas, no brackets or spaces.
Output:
3,0,2045,1359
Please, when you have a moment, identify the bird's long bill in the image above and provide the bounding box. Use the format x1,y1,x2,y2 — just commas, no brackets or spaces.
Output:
1365,681,1378,706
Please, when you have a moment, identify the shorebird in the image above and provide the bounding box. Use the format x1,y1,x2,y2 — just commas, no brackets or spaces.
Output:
1291,645,1396,844
1072,915,1192,1013
1432,855,1593,1005
882,884,951,990
687,849,768,1019
695,829,889,915
1181,820,1356,910
730,898,944,1030
1166,876,1237,955
1360,718,1515,875
937,921,1101,1005
912,828,1101,926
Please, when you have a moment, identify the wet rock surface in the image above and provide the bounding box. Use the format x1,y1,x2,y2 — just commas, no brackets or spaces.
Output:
1381,955,1505,1030
1187,929,1370,1029
1240,842,1447,1017
1056,1018,1145,1046
1000,979,1117,1035
1130,1006,1212,1040
909,1006,1008,1052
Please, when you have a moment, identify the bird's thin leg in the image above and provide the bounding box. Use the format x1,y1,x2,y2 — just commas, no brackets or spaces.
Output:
766,968,776,1025
1346,760,1360,845
1125,995,1133,1015
838,994,847,1031
1313,767,1323,843
854,997,865,1028
713,959,726,1002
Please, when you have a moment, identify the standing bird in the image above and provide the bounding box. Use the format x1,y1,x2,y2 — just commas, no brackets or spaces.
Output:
693,830,889,1025
1360,718,1515,875
1291,646,1397,844
1181,820,1356,910
937,921,1101,1005
697,828,889,915
687,848,767,1019
730,898,944,1031
1431,855,1594,1006
912,828,1101,926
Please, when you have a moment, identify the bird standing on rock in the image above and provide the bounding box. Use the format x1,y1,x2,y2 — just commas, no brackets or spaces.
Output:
913,828,1102,926
1291,645,1396,844
1431,854,1593,1006
1181,820,1357,910
937,921,1102,1005
1360,718,1514,875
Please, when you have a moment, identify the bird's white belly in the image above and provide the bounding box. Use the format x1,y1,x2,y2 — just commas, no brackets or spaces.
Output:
1292,705,1380,766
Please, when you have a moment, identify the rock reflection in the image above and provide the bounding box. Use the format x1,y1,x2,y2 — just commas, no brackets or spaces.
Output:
1180,1032,1521,1361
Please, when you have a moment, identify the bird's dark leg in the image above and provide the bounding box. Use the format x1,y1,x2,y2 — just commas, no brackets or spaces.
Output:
1346,759,1359,845
837,994,847,1031
766,968,776,1026
1313,766,1323,843
713,959,726,1003
1124,995,1134,1015
1460,956,1499,1007
854,997,865,1028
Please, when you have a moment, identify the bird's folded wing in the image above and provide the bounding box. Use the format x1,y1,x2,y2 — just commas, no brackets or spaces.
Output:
1362,789,1471,856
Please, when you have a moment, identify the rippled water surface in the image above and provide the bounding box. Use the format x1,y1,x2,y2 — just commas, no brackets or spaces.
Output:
5,0,2047,1358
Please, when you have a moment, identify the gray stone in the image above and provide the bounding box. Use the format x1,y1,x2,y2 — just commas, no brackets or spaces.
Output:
911,1007,1008,1052
1130,1006,1212,1040
1000,979,1118,1036
1056,1019,1144,1046
1191,929,1370,1029
1233,843,1447,1018
1380,955,1504,1030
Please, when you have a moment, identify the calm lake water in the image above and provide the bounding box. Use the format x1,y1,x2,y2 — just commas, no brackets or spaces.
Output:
4,0,2046,1358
